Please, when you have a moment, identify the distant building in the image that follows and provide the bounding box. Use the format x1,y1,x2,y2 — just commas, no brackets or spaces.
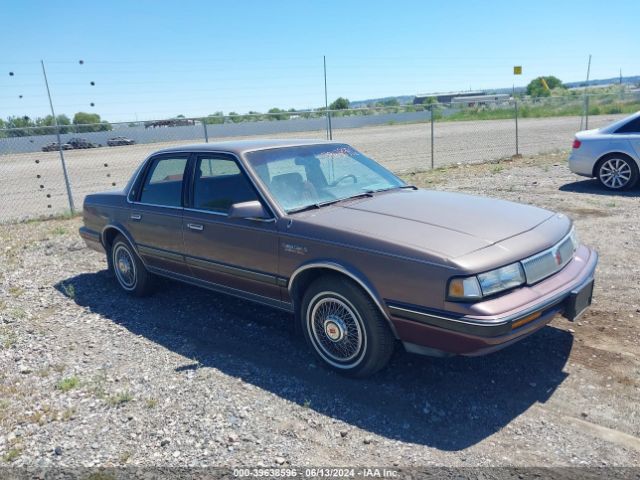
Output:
451,94,510,106
566,83,627,91
413,91,510,106
413,91,485,104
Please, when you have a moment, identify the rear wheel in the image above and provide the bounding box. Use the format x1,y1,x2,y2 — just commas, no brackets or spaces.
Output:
300,275,395,377
110,234,155,296
596,154,639,190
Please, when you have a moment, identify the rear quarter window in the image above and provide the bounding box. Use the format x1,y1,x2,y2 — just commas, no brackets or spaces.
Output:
615,117,640,134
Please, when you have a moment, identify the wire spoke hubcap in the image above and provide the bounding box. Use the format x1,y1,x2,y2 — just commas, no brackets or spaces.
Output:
600,159,631,188
309,295,364,366
114,244,136,289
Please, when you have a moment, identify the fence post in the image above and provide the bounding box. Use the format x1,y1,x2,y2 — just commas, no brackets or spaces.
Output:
585,95,590,130
203,120,209,143
430,105,434,169
41,60,75,214
514,99,519,156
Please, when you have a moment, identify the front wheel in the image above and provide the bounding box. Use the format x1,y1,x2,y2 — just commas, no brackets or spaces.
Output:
110,234,155,296
596,155,639,190
300,275,395,377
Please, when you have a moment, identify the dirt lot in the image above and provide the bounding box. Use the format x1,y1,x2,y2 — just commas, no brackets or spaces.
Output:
0,113,625,223
0,152,639,469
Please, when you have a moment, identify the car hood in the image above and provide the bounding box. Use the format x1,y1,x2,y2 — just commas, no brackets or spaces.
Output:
291,189,569,268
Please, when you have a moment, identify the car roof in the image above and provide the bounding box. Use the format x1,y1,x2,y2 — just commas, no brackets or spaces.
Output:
153,139,338,156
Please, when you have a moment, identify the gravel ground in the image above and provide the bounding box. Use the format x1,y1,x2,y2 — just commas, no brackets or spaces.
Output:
0,152,639,469
0,113,625,222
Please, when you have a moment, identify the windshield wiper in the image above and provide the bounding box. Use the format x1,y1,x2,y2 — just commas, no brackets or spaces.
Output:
287,186,417,214
364,185,418,194
287,192,375,214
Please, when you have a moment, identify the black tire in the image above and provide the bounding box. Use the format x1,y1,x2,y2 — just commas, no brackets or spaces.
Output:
595,154,639,190
300,274,395,378
110,234,155,296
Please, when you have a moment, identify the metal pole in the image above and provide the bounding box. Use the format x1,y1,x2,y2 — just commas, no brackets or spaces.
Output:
430,105,434,169
323,55,332,140
203,119,209,143
585,96,590,129
41,60,75,213
514,99,519,156
583,54,592,130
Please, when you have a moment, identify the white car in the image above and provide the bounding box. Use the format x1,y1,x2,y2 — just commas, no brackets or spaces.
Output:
568,111,640,190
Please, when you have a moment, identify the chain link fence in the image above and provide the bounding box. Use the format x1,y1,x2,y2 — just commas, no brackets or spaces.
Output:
1,91,639,223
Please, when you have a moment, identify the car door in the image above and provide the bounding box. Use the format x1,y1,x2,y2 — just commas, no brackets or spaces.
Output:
127,153,190,276
182,153,283,305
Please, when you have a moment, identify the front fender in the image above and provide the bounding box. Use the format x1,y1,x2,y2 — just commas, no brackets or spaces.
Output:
288,259,398,338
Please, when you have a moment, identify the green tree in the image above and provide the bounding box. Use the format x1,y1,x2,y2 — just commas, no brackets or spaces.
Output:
416,96,436,105
227,112,244,123
526,76,563,97
245,111,263,121
204,112,225,124
329,97,350,110
5,116,34,136
267,107,289,121
35,114,72,134
57,114,72,129
73,112,111,132
381,98,400,107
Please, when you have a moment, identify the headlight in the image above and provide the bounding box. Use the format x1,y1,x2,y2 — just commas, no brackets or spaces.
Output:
477,262,525,296
448,262,525,301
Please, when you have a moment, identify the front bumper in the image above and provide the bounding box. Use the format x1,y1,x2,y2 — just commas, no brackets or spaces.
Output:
389,245,598,357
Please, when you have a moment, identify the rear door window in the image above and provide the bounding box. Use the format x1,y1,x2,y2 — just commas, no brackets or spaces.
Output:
139,156,188,207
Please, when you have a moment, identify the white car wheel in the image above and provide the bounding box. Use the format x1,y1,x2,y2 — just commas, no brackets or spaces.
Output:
597,155,639,190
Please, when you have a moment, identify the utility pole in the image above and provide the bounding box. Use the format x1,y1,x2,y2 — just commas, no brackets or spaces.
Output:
323,55,332,140
581,54,592,130
41,60,75,213
513,66,522,157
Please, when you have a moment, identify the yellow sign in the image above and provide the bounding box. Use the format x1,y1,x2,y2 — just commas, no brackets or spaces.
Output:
540,77,550,91
513,66,522,75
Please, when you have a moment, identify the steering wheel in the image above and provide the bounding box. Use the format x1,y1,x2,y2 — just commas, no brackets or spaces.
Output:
329,174,358,187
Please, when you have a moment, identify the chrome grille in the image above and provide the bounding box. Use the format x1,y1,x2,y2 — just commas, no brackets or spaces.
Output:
522,233,575,284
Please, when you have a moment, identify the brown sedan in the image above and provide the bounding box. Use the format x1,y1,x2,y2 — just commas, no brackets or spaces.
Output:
80,140,598,377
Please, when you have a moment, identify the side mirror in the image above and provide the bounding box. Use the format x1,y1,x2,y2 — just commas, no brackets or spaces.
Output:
228,200,271,221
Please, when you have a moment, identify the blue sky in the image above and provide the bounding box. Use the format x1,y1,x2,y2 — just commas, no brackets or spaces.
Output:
2,0,639,122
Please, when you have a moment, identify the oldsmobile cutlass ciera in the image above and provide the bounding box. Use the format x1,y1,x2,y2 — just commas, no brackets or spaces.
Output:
80,140,598,377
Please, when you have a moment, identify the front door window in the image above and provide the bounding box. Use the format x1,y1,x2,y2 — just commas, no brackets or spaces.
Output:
192,157,259,213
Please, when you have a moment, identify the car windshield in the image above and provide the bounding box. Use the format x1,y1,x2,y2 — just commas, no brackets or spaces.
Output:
245,144,405,213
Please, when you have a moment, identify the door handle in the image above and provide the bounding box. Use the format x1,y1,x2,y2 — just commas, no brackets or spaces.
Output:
187,223,204,231
130,213,142,221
